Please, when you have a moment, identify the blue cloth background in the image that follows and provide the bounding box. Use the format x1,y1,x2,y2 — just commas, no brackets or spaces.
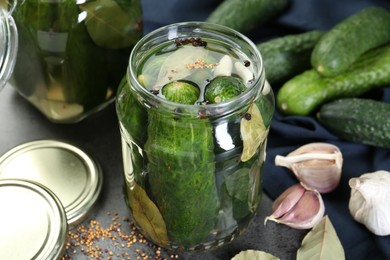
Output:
141,0,390,259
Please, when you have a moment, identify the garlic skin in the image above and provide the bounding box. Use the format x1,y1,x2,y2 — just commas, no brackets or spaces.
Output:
265,183,325,229
275,142,343,193
349,170,390,236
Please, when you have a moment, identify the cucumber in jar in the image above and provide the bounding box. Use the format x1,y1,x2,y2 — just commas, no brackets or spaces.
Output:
59,1,109,108
144,106,219,247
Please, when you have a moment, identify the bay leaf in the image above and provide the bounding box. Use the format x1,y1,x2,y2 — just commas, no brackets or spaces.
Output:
240,103,267,162
224,168,250,201
155,45,209,88
297,215,345,260
231,249,280,260
81,0,141,49
126,183,169,247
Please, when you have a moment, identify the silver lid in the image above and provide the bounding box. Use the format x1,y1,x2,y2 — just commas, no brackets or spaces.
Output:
0,139,103,225
0,179,67,260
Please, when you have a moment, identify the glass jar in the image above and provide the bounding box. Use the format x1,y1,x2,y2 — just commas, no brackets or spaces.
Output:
11,0,143,123
116,22,275,251
0,0,17,92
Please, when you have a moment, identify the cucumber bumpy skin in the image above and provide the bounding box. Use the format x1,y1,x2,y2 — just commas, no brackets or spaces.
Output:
311,7,390,77
204,76,246,104
145,112,219,247
317,98,390,148
162,80,200,105
206,0,288,33
277,44,390,116
257,30,325,87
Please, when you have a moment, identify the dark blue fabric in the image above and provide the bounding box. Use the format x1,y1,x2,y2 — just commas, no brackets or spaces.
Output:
141,0,390,259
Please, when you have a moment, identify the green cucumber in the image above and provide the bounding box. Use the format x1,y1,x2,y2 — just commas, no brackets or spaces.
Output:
311,7,390,77
145,112,219,247
60,1,108,108
206,0,288,33
162,80,200,104
257,30,325,86
204,76,246,103
116,76,148,146
317,98,390,148
277,44,390,116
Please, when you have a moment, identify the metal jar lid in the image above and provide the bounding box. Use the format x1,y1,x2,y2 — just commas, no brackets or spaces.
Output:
0,179,68,260
0,139,103,226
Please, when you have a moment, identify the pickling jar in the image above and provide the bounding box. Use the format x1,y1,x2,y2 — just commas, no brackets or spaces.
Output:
0,0,17,92
11,0,143,123
116,22,275,251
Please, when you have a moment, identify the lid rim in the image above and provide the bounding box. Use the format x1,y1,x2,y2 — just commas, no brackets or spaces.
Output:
0,179,68,260
0,139,103,226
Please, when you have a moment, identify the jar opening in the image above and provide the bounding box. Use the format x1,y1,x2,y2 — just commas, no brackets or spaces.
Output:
127,22,265,118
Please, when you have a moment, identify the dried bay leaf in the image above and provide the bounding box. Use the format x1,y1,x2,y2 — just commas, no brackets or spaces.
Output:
127,183,169,247
81,0,142,49
231,249,280,260
155,45,209,88
240,103,267,162
297,215,345,260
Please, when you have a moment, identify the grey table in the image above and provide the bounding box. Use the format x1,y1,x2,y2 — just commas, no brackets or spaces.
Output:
0,84,306,260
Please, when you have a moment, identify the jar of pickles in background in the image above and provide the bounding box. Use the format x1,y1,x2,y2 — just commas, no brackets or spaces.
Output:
116,22,275,251
0,0,17,92
11,0,143,123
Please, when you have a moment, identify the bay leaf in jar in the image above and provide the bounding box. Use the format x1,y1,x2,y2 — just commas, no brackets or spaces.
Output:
126,183,169,247
81,0,142,49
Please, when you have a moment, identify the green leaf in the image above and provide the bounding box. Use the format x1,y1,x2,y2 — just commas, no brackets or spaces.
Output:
231,250,280,260
225,168,250,201
126,183,169,247
297,215,345,260
81,0,142,49
240,103,267,162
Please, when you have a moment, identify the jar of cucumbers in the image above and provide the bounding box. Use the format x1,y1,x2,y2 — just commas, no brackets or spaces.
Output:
11,0,143,123
116,22,275,251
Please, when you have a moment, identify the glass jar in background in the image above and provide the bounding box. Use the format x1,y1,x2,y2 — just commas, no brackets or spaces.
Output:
116,22,275,251
11,0,143,123
0,0,17,92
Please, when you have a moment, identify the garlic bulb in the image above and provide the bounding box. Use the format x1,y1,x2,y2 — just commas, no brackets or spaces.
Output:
275,142,343,193
349,170,390,236
265,183,325,229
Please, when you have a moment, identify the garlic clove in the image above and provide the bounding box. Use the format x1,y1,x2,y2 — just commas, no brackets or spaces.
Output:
270,183,306,218
214,55,233,77
265,183,325,229
234,61,253,83
348,170,390,236
275,142,343,193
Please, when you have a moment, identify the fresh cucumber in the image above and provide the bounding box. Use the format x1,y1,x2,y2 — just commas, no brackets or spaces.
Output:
257,30,325,86
311,7,390,77
317,98,390,148
206,0,289,33
277,44,390,116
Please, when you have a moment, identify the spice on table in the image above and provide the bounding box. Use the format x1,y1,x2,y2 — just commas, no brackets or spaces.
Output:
62,211,179,260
